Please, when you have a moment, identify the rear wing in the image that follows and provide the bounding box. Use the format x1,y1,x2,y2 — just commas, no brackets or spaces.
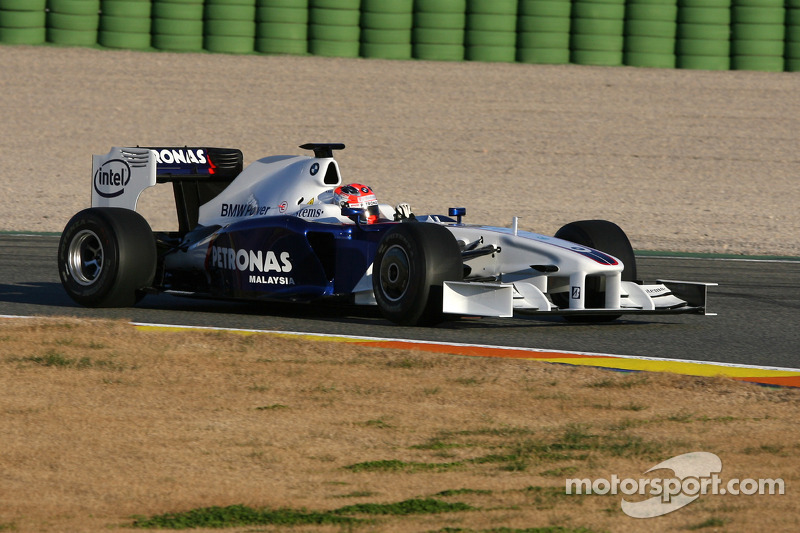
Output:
92,146,243,234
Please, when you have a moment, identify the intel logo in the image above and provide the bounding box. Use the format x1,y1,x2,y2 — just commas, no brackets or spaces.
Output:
93,159,131,198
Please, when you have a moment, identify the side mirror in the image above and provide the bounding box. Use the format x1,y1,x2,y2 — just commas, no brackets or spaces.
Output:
449,207,466,224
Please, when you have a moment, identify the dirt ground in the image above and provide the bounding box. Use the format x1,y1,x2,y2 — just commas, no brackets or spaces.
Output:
1,44,798,256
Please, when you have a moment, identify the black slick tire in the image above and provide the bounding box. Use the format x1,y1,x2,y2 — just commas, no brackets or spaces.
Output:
58,207,156,307
372,222,462,326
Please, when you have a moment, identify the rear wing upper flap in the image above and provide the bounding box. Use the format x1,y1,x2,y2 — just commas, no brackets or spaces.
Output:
145,147,243,181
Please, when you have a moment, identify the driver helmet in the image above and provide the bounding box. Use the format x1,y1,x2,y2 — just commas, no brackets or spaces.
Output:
334,183,380,224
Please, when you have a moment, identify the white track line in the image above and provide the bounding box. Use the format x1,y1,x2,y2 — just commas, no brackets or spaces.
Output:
638,255,800,264
131,321,800,373
3,314,797,374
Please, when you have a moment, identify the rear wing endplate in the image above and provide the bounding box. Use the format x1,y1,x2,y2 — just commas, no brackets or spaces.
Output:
92,147,156,211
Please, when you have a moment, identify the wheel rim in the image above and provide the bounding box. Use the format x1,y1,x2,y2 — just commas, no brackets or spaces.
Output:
378,244,410,302
67,229,104,286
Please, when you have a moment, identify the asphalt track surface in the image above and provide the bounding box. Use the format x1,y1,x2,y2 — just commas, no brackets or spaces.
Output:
2,234,798,369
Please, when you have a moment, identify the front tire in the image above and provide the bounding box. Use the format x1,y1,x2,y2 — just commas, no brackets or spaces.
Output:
372,222,462,326
58,208,156,307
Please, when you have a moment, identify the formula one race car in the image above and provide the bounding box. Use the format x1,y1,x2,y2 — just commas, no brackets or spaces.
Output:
58,143,714,326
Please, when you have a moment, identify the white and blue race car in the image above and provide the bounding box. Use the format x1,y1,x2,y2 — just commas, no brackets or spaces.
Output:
58,143,714,326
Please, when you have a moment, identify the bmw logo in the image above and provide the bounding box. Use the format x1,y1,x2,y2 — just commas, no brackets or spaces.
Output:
310,162,319,176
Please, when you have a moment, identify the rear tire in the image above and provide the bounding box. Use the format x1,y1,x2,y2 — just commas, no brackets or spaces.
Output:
58,208,156,307
553,219,636,321
372,222,462,326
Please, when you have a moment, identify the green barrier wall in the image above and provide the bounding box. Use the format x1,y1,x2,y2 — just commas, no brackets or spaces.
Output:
0,0,796,71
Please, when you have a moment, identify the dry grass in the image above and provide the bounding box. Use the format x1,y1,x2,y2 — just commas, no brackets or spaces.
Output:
0,317,798,533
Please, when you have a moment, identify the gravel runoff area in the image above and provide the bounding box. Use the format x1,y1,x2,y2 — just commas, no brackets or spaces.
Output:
1,45,797,256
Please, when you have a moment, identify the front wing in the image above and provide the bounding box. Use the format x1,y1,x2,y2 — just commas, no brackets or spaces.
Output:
442,279,717,318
